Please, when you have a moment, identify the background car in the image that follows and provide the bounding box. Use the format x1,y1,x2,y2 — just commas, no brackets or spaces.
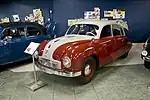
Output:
141,37,150,69
0,22,55,65
35,20,132,84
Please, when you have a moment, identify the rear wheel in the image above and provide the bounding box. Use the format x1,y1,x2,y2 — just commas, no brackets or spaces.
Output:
77,57,96,85
144,61,150,69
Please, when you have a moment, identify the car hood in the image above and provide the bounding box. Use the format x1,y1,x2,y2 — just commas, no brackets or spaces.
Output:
41,35,94,60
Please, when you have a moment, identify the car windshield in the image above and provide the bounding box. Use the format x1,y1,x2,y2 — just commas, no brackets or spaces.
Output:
66,24,99,36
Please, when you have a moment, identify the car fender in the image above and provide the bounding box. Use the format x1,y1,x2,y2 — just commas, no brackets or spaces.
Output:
67,44,99,71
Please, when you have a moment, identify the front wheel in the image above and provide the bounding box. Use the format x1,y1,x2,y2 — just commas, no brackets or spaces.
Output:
144,61,150,69
77,57,96,85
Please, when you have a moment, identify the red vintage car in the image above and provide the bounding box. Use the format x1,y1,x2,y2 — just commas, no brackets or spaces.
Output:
35,20,132,84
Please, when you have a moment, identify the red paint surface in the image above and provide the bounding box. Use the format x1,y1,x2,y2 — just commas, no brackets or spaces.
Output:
50,36,132,72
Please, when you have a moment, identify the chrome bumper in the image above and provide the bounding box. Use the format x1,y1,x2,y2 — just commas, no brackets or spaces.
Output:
142,56,150,62
35,61,81,77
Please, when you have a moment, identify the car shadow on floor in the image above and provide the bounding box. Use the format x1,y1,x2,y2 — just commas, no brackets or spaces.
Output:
37,65,124,87
0,59,32,72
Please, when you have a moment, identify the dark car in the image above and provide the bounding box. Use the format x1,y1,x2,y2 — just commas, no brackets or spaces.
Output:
0,22,55,65
141,37,150,69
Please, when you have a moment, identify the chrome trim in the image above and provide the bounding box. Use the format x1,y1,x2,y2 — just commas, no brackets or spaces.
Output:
36,64,81,77
38,57,61,70
143,56,150,62
145,37,150,47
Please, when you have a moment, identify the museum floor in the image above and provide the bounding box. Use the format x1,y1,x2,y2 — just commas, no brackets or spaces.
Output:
1,43,150,100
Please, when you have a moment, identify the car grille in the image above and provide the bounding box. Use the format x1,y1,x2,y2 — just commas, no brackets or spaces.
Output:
38,58,61,69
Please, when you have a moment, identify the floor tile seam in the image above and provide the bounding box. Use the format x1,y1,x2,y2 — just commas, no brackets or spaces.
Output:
52,79,57,100
91,82,104,100
11,72,30,94
92,82,149,89
73,84,77,100
74,88,95,94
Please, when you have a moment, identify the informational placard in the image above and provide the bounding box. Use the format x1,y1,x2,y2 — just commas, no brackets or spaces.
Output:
24,42,40,55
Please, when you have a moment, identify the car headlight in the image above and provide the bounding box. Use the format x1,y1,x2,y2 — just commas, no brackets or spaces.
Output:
142,50,148,56
62,56,71,68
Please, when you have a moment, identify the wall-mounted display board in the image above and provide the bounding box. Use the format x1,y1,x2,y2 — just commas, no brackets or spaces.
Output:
68,19,85,26
68,19,78,26
25,14,34,22
84,7,100,20
104,9,125,19
1,17,10,23
24,8,44,25
93,7,100,20
33,9,44,25
84,11,95,19
104,11,113,18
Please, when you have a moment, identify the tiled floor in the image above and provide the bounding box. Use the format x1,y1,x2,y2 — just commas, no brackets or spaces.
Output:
1,64,150,100
1,43,150,100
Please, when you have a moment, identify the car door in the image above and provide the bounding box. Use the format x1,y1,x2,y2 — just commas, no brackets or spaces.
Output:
0,39,11,64
7,26,30,61
112,24,128,59
98,24,116,65
0,28,15,64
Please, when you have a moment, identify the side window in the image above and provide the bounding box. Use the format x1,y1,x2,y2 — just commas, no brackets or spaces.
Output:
67,25,80,34
1,28,12,39
79,25,90,35
123,28,128,35
112,24,122,36
27,26,41,36
100,25,111,38
89,25,98,35
15,27,26,36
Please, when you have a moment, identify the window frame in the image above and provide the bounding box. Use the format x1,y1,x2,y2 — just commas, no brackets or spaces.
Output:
26,25,42,36
65,24,99,36
112,24,125,36
1,26,27,38
100,24,113,38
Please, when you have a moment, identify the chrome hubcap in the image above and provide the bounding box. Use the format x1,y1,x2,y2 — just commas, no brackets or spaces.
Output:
84,65,91,76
